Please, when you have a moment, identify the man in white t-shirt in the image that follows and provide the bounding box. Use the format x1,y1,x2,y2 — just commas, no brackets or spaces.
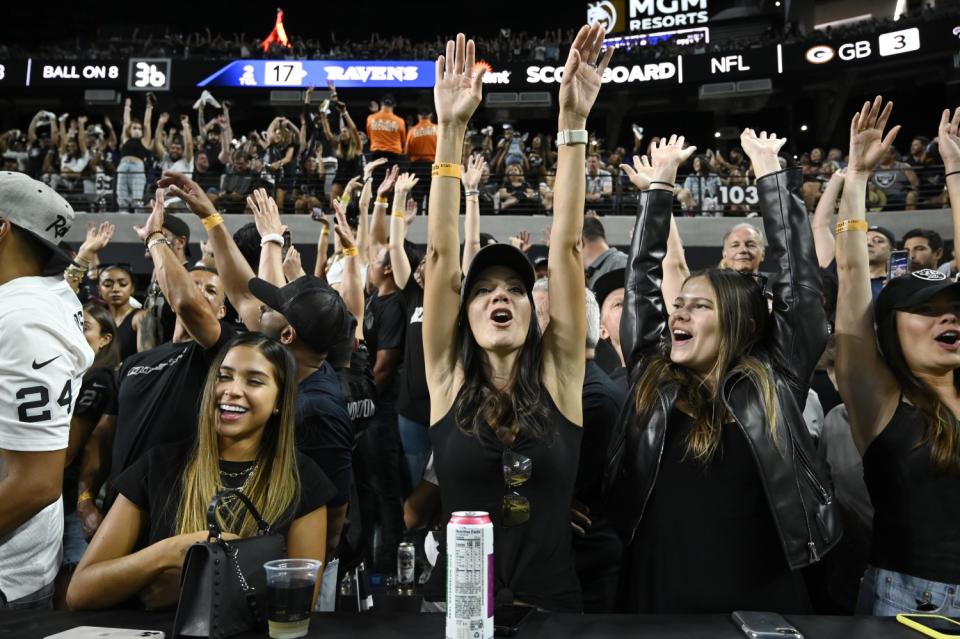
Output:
0,171,93,609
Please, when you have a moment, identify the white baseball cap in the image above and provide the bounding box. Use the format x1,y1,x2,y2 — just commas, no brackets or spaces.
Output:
0,171,76,266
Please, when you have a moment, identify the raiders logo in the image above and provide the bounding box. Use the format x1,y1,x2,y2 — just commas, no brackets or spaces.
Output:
911,269,946,281
873,171,897,188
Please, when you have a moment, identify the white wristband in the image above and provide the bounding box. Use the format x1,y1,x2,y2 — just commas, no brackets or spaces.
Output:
556,129,589,146
260,233,284,247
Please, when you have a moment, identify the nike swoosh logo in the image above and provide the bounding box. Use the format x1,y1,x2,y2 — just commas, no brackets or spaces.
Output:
32,356,60,369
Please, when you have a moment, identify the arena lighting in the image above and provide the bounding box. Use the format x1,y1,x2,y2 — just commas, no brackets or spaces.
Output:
714,131,721,138
800,124,808,131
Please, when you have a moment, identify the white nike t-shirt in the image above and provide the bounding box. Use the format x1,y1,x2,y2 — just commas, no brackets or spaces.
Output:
0,276,93,601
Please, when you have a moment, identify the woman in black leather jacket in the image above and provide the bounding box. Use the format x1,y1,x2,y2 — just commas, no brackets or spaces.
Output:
605,131,841,614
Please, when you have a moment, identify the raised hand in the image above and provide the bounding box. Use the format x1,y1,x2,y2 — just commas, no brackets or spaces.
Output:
78,221,116,256
157,171,218,219
283,246,306,282
394,171,419,197
620,154,656,191
377,164,400,197
344,174,362,198
180,114,191,128
332,199,357,250
364,157,388,180
740,129,786,179
558,24,615,129
434,33,484,126
158,112,170,127
246,188,283,237
462,153,486,190
404,197,418,225
938,107,960,173
649,135,697,181
847,96,900,174
134,191,166,243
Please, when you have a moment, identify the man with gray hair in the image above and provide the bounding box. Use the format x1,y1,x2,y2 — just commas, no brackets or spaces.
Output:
720,222,765,273
532,280,626,612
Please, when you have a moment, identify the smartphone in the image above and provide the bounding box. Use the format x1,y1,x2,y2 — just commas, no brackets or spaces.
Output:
45,628,164,639
897,614,960,638
494,604,534,637
889,249,909,280
731,611,803,639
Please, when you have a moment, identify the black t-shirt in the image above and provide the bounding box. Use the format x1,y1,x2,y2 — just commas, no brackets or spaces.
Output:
114,441,336,548
107,323,237,501
578,360,626,514
201,142,226,178
334,342,377,437
296,362,354,508
63,367,119,512
363,290,406,404
395,279,429,425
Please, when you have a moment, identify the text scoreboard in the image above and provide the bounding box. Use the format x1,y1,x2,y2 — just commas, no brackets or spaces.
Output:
196,60,436,89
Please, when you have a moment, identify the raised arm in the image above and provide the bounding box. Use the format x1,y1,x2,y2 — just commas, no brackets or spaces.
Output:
619,137,693,369
133,192,222,348
388,172,419,289
57,114,69,155
543,24,614,424
424,34,484,420
319,111,337,145
811,169,845,268
77,115,89,156
181,115,194,164
121,99,132,144
333,200,366,340
741,128,827,403
834,97,903,452
315,217,331,280
461,153,486,273
248,188,286,287
153,112,170,157
158,171,262,331
939,107,960,266
141,96,154,148
370,165,399,258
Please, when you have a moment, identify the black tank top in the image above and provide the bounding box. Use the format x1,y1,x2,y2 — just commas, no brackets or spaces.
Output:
863,402,960,583
116,310,138,362
428,389,583,612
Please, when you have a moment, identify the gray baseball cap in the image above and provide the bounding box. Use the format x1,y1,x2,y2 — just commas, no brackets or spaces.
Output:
0,171,76,266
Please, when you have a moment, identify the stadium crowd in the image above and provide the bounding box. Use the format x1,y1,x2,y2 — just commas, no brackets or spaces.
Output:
1,23,959,634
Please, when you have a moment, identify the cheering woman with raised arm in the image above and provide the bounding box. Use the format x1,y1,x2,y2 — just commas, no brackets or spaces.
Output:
607,129,840,614
422,27,612,612
835,98,960,617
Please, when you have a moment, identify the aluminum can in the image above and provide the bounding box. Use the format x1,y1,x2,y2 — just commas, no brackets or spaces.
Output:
446,511,494,639
397,541,416,586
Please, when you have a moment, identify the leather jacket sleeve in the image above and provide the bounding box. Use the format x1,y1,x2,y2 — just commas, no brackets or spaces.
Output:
619,188,675,370
757,167,829,405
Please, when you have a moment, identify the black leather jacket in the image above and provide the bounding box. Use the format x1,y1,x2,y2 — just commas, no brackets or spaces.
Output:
603,168,842,570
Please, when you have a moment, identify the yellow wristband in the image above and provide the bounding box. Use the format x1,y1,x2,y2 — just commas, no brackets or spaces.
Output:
78,490,95,504
340,196,352,205
342,247,358,257
432,163,461,179
202,214,224,231
392,211,406,218
375,196,389,204
835,219,869,235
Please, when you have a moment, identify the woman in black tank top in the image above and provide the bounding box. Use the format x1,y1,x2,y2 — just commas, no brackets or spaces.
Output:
835,98,960,615
420,31,613,612
98,265,144,361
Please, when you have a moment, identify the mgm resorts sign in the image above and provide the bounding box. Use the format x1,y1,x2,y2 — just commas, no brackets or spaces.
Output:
588,0,709,34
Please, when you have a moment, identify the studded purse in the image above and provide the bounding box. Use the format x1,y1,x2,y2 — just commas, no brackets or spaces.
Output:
172,489,287,639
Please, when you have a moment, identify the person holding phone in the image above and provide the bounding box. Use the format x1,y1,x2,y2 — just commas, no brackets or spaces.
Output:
834,98,960,616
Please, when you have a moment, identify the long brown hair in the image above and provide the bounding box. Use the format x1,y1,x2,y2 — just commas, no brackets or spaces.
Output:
175,334,301,536
632,269,779,461
878,314,960,474
83,304,121,372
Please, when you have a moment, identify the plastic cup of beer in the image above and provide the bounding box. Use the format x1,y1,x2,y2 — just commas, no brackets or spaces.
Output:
264,559,322,638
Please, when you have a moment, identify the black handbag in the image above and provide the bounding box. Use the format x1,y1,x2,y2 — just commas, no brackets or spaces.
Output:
172,489,287,639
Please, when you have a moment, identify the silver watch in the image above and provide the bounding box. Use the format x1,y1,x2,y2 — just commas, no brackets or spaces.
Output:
556,129,589,146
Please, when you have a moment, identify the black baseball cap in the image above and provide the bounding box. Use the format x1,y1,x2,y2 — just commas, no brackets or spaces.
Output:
592,268,626,309
248,275,350,355
525,244,549,266
460,243,535,306
868,225,896,247
163,214,192,257
875,269,960,325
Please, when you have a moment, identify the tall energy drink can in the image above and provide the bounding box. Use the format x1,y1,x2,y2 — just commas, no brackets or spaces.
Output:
446,511,494,639
397,541,416,590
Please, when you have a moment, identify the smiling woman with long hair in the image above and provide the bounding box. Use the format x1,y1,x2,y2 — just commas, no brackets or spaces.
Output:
421,27,612,612
606,130,840,614
835,98,960,617
67,334,336,610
